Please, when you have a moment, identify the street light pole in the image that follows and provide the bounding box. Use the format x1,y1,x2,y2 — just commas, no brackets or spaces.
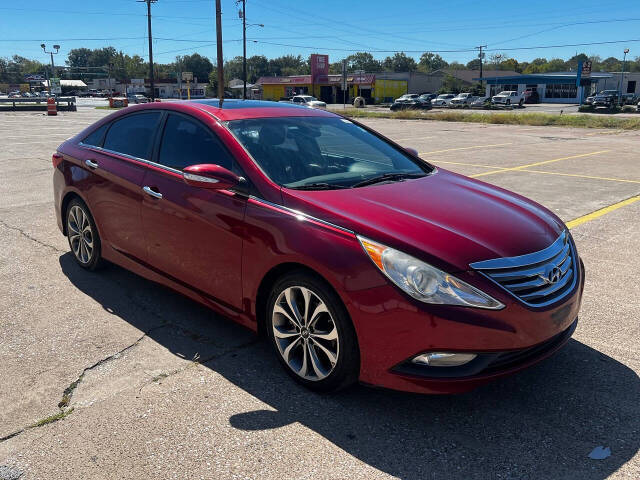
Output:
41,44,60,95
620,48,629,97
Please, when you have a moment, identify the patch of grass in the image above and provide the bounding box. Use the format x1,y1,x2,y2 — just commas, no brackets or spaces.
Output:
31,408,74,428
152,373,169,382
341,108,640,130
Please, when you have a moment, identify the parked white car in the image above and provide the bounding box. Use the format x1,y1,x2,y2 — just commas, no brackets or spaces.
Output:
431,94,456,107
491,91,524,107
291,95,327,109
450,93,475,107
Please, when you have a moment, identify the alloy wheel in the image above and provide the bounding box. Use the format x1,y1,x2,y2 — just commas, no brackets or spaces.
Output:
271,286,339,381
68,205,94,264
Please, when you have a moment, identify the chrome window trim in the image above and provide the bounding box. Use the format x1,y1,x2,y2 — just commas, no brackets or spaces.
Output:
248,195,355,236
470,230,579,308
78,142,183,175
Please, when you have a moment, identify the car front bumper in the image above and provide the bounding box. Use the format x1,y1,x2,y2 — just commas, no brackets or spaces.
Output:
348,257,585,394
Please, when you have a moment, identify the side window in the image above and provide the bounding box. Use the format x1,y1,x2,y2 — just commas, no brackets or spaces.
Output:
103,112,162,160
158,113,232,171
82,123,109,147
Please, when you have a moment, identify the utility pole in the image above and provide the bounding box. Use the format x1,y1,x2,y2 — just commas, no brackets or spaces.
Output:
241,0,246,99
216,0,224,103
139,0,157,101
476,45,487,80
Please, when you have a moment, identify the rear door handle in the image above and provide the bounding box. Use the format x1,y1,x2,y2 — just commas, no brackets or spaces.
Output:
85,159,99,169
143,186,163,199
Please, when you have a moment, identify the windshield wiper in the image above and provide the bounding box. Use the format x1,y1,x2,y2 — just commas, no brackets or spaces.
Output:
288,183,348,190
351,172,425,188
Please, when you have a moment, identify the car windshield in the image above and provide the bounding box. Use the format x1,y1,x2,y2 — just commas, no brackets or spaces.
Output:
227,116,431,189
300,96,316,101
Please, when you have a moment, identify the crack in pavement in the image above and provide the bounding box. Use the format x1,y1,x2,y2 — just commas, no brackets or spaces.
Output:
0,220,65,254
136,338,260,396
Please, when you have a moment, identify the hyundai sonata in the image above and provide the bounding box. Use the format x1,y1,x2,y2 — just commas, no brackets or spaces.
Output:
53,100,584,393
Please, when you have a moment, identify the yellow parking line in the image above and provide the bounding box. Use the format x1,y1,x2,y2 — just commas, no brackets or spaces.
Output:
517,169,640,184
471,150,609,178
566,195,640,229
419,143,512,155
432,160,500,169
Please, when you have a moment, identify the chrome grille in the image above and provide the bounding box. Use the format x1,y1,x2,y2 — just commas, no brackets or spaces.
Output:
470,231,577,308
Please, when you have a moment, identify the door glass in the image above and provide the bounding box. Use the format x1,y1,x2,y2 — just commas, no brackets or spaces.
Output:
103,112,162,159
158,114,232,171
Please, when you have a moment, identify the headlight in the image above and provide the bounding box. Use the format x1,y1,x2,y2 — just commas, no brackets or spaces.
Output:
358,236,504,310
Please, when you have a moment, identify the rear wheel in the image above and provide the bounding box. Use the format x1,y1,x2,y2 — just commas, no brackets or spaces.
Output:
266,272,359,392
66,198,103,270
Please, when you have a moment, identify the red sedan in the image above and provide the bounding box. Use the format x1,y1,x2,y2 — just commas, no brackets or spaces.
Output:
53,100,584,394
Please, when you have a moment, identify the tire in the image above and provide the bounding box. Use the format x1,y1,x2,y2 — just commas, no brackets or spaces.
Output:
266,271,359,392
66,198,103,270
519,99,524,107
506,99,511,106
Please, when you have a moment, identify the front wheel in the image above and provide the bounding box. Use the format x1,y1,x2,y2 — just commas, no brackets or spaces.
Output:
519,99,524,107
266,272,359,392
506,99,511,106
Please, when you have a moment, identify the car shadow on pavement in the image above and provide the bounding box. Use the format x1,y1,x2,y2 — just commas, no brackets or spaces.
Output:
60,253,639,480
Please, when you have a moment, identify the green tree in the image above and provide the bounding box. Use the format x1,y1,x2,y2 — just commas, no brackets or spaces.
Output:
419,52,448,72
522,58,548,74
344,52,382,72
438,74,465,94
268,55,307,76
383,52,417,72
174,53,214,83
466,58,481,70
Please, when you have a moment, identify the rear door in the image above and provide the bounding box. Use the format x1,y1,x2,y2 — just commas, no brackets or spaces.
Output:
140,112,247,309
80,111,162,262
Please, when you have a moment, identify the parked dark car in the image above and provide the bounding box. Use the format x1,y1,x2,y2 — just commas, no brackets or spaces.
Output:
593,90,620,108
390,94,431,111
523,89,540,104
53,100,584,394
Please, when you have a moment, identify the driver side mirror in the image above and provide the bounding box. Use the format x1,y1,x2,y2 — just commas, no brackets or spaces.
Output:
404,147,419,157
182,164,242,190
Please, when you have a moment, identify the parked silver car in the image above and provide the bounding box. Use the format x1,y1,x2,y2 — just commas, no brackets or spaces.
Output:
431,94,456,107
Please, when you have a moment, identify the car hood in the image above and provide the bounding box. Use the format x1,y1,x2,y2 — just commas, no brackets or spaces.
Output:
281,169,564,272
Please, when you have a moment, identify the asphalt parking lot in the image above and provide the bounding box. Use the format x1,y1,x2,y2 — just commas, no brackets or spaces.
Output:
0,108,638,479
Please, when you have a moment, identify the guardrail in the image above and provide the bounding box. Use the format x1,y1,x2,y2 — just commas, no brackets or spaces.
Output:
0,96,77,111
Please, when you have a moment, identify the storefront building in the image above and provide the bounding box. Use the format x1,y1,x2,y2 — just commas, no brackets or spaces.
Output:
477,72,613,103
257,73,406,104
257,53,407,104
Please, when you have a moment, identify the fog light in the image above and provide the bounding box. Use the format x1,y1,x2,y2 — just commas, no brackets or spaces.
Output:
411,352,477,367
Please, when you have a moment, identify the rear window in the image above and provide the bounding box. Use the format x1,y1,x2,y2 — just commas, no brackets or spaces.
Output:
103,112,162,160
82,123,109,147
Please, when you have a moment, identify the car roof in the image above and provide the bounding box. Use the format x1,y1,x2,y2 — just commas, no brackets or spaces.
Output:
163,99,335,121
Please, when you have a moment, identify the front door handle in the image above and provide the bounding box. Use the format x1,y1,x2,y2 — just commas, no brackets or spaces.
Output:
85,159,99,169
143,186,163,199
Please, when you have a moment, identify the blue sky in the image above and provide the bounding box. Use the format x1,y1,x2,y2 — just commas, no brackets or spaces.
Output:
1,0,639,65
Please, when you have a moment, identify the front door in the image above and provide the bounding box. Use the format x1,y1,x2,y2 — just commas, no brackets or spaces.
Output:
140,112,246,309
